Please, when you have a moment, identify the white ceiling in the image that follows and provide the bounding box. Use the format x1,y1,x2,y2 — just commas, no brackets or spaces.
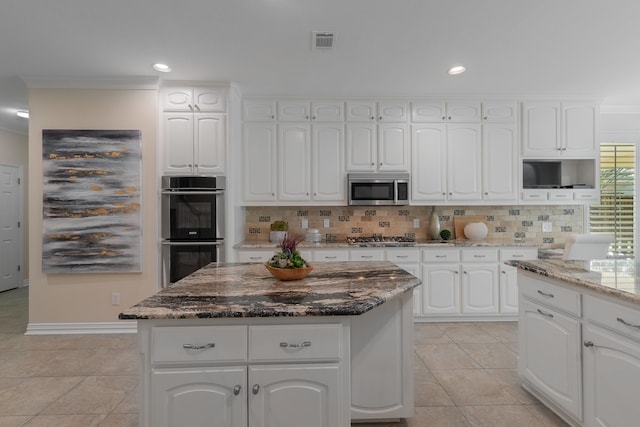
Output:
2,0,640,135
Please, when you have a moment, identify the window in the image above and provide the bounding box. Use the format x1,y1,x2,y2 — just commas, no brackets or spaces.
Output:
589,143,636,257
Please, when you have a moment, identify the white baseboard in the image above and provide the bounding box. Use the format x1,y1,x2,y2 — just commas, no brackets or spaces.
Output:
25,321,137,335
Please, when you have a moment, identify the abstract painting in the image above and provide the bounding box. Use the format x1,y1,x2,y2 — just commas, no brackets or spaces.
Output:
42,129,142,273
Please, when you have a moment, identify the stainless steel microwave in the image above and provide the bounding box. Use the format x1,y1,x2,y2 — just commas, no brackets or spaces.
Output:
348,173,410,206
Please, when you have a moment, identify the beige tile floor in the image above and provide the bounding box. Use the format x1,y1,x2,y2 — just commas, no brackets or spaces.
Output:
0,287,569,427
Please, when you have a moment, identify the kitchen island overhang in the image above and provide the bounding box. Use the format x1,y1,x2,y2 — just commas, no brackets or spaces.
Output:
121,261,421,427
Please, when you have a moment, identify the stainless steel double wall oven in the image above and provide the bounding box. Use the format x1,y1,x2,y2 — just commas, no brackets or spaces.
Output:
161,176,225,287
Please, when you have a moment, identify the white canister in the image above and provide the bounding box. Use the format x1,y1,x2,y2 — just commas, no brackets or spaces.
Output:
305,229,322,243
464,222,488,241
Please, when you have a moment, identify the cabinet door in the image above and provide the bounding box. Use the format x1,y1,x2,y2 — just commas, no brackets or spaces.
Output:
243,99,277,121
278,124,311,201
194,113,225,174
482,101,518,123
249,364,343,427
346,101,376,122
447,124,482,200
446,101,481,123
422,264,460,315
163,113,194,174
411,100,446,122
312,101,344,121
162,87,193,111
482,124,517,201
312,124,345,201
461,264,499,314
378,101,408,122
278,100,311,121
522,101,561,156
346,123,376,171
411,124,446,201
563,102,597,156
519,299,582,420
377,123,409,171
193,87,226,112
243,123,277,201
583,324,640,427
499,265,518,314
152,367,246,427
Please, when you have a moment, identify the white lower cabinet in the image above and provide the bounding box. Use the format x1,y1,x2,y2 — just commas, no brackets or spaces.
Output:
422,264,460,315
499,265,519,314
461,264,499,314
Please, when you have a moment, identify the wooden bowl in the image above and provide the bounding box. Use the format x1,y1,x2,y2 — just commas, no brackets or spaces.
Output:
264,263,313,281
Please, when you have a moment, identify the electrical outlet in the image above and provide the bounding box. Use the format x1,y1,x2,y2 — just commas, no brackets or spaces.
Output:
111,292,120,306
323,218,330,228
301,218,308,229
413,218,420,228
542,222,553,232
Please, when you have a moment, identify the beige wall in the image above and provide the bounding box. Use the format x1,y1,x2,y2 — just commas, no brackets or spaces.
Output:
28,88,158,323
0,128,29,279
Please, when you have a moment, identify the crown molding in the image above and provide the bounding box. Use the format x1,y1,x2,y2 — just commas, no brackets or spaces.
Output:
20,75,160,90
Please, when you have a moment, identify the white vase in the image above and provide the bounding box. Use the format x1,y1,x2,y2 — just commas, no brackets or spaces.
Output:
429,208,441,240
464,222,488,241
269,231,287,243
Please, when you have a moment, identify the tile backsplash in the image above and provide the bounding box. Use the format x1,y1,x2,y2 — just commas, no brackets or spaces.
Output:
245,205,584,247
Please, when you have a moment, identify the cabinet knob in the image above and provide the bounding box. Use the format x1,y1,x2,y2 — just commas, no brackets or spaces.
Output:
442,116,446,120
448,116,452,120
271,115,275,119
252,384,260,394
379,116,383,120
483,116,488,120
305,115,309,119
484,192,488,195
188,104,194,111
195,105,201,111
379,162,383,166
233,385,242,395
449,192,452,195
584,341,594,348
312,116,316,120
370,116,375,120
271,192,275,196
371,162,375,166
306,192,309,196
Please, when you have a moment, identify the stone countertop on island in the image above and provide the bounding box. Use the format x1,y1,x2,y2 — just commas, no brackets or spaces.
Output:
119,261,421,320
234,239,538,249
507,258,640,305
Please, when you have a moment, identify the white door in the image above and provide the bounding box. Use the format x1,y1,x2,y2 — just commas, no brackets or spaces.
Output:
482,124,517,201
447,124,482,200
346,123,376,171
377,123,409,171
0,164,21,292
278,124,311,201
163,113,194,174
499,265,519,314
243,123,277,202
562,102,597,156
461,264,499,314
195,113,226,174
521,101,561,156
421,264,460,315
410,124,446,201
312,124,345,202
249,364,343,427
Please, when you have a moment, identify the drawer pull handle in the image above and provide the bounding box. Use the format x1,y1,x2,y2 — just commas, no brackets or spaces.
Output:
233,385,242,395
396,255,408,258
537,308,554,318
537,290,554,298
473,255,486,258
584,341,594,348
324,256,337,259
361,255,373,259
435,255,447,258
182,343,215,350
512,254,524,258
616,317,640,329
249,257,261,260
253,384,260,395
280,341,312,348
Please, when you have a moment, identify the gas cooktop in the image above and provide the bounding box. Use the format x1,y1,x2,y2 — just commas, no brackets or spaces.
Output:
346,236,416,247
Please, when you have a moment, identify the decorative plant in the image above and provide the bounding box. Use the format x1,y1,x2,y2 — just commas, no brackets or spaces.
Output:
440,229,452,240
267,233,309,269
270,220,289,231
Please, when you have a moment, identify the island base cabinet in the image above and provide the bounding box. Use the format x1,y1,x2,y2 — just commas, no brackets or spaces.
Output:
583,324,640,427
519,299,582,422
151,367,247,427
249,364,342,427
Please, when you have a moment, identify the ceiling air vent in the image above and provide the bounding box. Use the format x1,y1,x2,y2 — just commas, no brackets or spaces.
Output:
312,31,335,50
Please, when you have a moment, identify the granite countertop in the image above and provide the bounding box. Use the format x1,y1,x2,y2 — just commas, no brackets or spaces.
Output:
119,261,421,320
507,258,640,305
234,239,538,249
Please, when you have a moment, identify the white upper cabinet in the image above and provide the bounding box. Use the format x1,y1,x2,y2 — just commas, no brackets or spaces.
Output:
482,124,517,201
243,99,277,121
522,100,597,157
311,101,344,121
243,123,277,202
411,124,447,201
278,101,311,121
447,124,482,200
346,100,408,122
346,123,409,172
163,86,227,112
278,124,311,200
277,100,344,121
378,124,409,171
411,100,481,123
481,101,518,122
312,124,345,201
346,124,377,171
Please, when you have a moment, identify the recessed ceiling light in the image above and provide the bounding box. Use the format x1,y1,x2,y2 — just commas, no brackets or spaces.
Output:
152,63,172,73
16,110,29,119
448,66,466,75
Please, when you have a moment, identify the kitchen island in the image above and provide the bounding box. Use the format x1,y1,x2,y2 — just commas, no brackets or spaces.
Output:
120,261,421,427
508,258,640,427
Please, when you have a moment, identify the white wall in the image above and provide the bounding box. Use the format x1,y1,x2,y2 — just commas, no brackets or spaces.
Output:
27,88,159,324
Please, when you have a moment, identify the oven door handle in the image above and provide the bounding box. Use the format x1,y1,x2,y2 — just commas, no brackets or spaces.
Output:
161,190,225,196
161,241,224,246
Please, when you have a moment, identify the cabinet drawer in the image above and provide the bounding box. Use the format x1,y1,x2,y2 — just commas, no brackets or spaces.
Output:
249,324,343,361
386,248,419,263
313,250,349,262
237,250,273,263
461,249,499,263
548,190,573,201
585,295,640,341
522,190,548,201
152,326,248,363
573,190,599,201
422,249,460,263
520,275,581,317
500,248,538,261
350,249,385,261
